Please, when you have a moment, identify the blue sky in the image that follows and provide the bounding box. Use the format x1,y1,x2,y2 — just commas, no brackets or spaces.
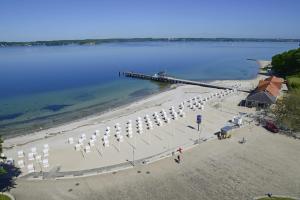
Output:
0,0,299,41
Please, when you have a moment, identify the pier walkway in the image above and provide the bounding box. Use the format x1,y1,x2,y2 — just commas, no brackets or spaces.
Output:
124,72,250,92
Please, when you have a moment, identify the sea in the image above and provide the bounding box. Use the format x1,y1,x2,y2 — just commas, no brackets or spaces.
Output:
0,41,298,137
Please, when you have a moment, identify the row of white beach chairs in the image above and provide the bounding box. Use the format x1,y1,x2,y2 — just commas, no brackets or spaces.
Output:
68,89,238,153
185,89,237,110
14,144,50,172
17,144,49,159
68,105,185,153
18,158,49,172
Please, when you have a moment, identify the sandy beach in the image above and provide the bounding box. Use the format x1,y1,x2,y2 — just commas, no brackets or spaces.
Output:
3,73,262,176
10,125,300,200
2,61,300,199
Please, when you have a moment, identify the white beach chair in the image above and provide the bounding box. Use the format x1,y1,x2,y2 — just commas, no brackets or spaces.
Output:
165,118,170,123
173,114,178,120
103,139,109,147
103,135,109,141
35,155,42,162
27,164,35,173
31,147,37,155
81,134,86,140
127,130,133,138
75,144,81,151
138,129,143,134
43,144,49,150
85,145,91,153
116,126,121,131
18,160,25,168
127,126,132,132
28,152,34,161
117,135,124,142
116,130,122,137
148,119,153,124
89,139,95,147
43,149,49,157
95,130,100,137
91,134,97,140
157,120,162,126
149,123,154,129
78,138,84,145
180,112,185,117
17,150,24,158
105,129,111,137
68,137,74,144
42,159,49,168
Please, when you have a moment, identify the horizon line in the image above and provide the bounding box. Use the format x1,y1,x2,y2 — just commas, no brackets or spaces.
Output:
1,37,300,43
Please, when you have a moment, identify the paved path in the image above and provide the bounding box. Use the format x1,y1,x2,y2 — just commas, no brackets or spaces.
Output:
11,126,300,200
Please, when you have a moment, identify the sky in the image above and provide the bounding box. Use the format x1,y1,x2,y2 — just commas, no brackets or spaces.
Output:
0,0,299,41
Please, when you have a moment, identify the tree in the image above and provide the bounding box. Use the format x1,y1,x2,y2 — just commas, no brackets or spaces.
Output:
273,90,300,132
0,136,6,175
0,136,21,192
272,48,300,76
0,136,3,155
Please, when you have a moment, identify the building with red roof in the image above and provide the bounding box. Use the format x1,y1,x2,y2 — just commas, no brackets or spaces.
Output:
245,76,284,107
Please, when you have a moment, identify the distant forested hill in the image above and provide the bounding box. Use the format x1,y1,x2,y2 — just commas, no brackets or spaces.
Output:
1,38,299,47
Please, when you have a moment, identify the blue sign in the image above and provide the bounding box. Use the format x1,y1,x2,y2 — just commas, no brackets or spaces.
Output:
197,115,202,124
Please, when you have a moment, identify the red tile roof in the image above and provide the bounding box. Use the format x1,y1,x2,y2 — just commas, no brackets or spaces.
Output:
255,76,283,97
265,76,284,83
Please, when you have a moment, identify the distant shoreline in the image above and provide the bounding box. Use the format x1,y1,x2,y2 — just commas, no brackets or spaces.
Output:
1,37,300,47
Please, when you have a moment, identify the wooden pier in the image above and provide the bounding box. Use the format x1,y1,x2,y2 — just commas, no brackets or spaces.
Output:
124,71,250,92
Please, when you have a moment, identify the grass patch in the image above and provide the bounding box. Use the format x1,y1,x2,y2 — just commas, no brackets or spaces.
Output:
257,197,296,200
0,194,11,200
287,74,300,90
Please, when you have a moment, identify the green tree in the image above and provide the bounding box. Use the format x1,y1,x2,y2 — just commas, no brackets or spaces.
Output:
273,90,300,132
0,136,6,175
0,136,3,155
272,48,300,76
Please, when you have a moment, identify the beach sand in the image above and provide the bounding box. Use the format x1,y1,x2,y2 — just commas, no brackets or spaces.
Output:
10,125,300,200
3,75,263,175
4,61,300,199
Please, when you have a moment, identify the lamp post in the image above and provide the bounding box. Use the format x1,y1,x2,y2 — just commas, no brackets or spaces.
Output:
132,146,135,166
197,115,202,144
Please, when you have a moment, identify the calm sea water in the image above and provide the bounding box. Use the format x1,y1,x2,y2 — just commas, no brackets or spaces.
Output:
0,41,297,137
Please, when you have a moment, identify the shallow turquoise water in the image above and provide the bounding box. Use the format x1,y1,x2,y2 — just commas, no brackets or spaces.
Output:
0,41,297,136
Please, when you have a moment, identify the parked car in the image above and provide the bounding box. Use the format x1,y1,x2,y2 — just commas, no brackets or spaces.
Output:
265,121,279,133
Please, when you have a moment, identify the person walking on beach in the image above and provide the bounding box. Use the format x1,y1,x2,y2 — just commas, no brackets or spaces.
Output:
177,155,181,163
177,147,183,154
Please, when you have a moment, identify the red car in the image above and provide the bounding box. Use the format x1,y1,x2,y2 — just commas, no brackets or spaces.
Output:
265,121,279,133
